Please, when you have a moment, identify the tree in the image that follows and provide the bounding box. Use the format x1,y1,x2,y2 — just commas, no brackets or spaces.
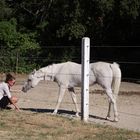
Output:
0,0,13,20
0,19,40,72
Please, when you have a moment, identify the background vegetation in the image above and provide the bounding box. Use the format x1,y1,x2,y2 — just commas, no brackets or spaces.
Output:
0,0,140,79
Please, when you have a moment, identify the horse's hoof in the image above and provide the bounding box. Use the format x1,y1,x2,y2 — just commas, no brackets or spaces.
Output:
75,112,80,117
114,118,119,122
106,116,111,120
53,110,57,115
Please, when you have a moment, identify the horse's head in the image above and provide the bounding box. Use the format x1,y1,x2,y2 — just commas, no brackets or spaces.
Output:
22,69,44,93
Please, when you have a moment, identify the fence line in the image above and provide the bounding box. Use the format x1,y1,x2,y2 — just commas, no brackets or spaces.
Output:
0,44,139,124
1,76,140,83
0,56,140,63
1,70,140,82
9,45,138,48
0,45,139,81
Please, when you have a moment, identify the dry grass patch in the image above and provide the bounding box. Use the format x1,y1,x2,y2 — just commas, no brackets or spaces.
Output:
0,110,140,140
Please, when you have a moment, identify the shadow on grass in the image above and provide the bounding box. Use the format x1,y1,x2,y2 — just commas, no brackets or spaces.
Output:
21,108,76,115
89,114,107,121
21,108,108,121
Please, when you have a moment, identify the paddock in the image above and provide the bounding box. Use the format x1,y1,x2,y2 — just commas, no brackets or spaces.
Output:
12,75,140,132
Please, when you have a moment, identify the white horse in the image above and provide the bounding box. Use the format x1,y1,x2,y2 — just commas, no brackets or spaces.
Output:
22,61,121,122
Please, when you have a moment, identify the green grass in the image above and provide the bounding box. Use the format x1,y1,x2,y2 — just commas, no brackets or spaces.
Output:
0,110,140,140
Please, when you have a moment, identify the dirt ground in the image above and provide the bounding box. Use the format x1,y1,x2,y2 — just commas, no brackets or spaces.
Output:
11,75,140,132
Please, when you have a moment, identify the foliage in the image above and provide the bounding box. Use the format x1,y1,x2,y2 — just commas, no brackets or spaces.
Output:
0,19,40,73
0,0,140,73
0,0,13,20
120,0,140,18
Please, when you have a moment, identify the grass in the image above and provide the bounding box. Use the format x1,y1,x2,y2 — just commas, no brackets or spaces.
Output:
0,110,140,140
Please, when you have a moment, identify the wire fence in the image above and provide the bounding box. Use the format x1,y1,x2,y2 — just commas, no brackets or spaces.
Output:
0,45,140,121
0,45,140,85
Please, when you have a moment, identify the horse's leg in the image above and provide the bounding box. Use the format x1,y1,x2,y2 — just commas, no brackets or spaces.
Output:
106,98,111,119
105,88,118,122
53,86,66,114
68,88,80,117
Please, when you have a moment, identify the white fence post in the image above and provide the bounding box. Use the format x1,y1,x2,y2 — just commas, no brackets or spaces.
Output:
81,37,90,122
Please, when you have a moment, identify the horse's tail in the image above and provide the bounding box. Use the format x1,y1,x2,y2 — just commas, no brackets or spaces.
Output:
110,62,121,99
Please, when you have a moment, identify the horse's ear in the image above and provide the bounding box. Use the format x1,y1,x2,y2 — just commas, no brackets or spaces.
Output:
32,69,36,74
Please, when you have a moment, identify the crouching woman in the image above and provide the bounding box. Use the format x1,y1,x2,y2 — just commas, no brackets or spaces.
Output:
0,73,20,111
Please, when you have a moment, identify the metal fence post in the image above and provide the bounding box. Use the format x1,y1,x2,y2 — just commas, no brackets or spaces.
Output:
81,37,90,122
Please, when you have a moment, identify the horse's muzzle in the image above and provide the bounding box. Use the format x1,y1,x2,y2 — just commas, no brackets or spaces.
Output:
22,87,27,93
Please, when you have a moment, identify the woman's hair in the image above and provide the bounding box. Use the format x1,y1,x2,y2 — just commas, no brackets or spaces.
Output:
5,73,15,83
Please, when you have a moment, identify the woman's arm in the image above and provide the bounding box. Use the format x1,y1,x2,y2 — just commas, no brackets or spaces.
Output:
9,97,20,111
